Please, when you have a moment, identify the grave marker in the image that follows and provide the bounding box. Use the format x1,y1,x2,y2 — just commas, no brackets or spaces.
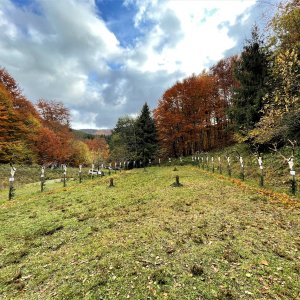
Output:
63,164,67,187
79,164,82,183
41,166,45,192
270,140,297,195
8,163,16,200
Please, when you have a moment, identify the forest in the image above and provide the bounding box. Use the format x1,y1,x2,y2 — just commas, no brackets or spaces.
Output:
0,0,299,165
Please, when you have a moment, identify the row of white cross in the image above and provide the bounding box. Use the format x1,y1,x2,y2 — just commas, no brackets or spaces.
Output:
8,155,296,182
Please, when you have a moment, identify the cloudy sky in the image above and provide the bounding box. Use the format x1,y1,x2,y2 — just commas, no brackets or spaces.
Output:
0,0,278,129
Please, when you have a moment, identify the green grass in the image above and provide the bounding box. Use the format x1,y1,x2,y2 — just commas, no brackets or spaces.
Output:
171,144,300,197
0,166,299,299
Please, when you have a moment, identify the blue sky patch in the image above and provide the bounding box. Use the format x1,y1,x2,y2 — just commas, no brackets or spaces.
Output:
95,0,141,48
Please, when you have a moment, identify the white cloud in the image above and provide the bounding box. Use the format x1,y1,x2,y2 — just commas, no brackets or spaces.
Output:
128,0,257,74
0,0,265,129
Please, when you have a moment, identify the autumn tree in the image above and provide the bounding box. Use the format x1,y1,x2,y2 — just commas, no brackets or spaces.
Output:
70,140,92,166
0,68,41,162
250,0,300,144
0,83,30,162
210,55,238,105
37,99,70,130
36,99,74,163
34,127,61,164
85,137,109,165
154,73,230,157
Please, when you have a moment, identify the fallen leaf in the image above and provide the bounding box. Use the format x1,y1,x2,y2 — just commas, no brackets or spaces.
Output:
261,260,269,266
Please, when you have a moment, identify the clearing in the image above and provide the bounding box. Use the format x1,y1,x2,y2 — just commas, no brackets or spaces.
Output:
0,166,299,299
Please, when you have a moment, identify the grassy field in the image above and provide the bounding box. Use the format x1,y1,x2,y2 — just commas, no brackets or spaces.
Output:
0,166,299,299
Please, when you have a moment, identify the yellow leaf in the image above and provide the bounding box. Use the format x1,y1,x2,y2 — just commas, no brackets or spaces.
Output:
261,260,269,266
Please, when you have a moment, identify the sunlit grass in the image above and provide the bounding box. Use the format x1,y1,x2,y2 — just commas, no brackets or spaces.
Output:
0,166,299,299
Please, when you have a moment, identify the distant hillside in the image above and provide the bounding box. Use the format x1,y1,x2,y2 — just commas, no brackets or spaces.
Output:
72,129,95,139
79,129,112,136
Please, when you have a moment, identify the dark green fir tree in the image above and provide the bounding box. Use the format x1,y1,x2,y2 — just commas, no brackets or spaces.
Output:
135,103,158,164
230,25,269,135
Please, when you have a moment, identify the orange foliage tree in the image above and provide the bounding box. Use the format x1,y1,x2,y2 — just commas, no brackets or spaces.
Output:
154,72,233,157
0,68,41,163
85,137,109,165
36,99,74,164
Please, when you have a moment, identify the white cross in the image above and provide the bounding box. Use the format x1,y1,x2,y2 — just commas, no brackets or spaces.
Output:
257,157,263,169
10,166,16,178
239,156,244,168
41,166,45,177
63,164,67,175
288,158,294,171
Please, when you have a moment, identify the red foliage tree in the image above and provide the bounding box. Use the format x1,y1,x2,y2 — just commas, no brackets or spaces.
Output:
36,99,74,164
154,72,233,157
34,127,61,164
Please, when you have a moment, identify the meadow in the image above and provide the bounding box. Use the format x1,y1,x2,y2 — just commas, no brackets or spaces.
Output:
0,166,299,299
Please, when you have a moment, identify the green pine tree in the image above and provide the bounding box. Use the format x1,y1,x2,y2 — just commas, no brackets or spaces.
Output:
135,103,158,164
229,26,269,136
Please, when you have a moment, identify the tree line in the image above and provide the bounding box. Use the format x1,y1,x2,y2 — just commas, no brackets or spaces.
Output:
112,0,299,159
0,68,109,165
153,0,299,157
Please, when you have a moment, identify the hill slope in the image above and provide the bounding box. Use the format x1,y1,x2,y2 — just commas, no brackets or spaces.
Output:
79,129,112,136
0,166,299,299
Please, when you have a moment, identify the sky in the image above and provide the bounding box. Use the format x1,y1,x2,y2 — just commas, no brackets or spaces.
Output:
0,0,279,129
